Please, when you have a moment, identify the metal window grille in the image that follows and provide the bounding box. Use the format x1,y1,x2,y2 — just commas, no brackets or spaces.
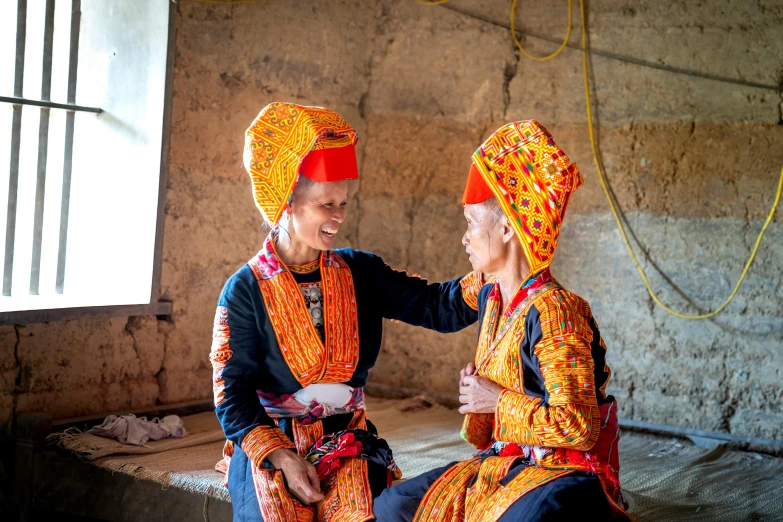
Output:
2,0,101,297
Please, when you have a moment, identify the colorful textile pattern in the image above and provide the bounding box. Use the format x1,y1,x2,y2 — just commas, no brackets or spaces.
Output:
243,102,358,225
461,269,557,449
459,271,486,311
488,286,602,450
257,386,366,425
305,428,402,486
284,411,376,522
289,258,320,274
299,282,325,341
219,412,383,522
417,272,627,522
209,306,232,407
251,464,317,522
248,234,360,387
470,120,583,274
241,425,296,470
413,457,571,522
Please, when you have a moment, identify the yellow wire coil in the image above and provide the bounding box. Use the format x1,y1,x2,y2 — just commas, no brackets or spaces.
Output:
418,0,783,319
194,0,263,5
510,0,572,62
575,0,783,319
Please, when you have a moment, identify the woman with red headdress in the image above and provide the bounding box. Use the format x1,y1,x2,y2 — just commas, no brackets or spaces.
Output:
210,103,483,522
373,121,631,522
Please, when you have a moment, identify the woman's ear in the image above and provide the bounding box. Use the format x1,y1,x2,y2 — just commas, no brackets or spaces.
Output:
501,216,515,244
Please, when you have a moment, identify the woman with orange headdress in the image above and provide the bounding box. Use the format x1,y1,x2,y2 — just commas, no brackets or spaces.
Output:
373,121,631,522
210,103,483,522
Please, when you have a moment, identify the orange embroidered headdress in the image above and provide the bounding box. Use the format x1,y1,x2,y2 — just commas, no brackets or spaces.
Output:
462,120,583,274
243,102,359,224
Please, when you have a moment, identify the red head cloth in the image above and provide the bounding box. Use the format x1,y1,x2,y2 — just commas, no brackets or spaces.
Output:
461,163,495,205
299,142,358,182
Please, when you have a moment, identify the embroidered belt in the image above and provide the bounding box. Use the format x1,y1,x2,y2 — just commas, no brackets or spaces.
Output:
258,384,366,425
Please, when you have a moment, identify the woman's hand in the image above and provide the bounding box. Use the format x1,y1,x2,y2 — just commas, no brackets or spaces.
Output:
459,362,476,387
267,449,324,505
458,372,503,414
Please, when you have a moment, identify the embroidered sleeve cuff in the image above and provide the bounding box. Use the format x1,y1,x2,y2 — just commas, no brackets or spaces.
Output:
241,425,296,468
493,388,538,443
459,271,485,311
460,412,494,450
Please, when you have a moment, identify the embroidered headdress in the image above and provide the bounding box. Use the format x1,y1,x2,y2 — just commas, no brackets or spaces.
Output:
462,120,583,273
243,102,359,224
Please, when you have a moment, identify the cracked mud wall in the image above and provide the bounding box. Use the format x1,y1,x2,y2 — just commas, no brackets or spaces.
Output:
1,0,781,443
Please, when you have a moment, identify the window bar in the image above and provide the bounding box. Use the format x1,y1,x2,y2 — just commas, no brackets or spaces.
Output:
3,0,27,297
56,0,80,294
29,0,56,295
0,96,101,114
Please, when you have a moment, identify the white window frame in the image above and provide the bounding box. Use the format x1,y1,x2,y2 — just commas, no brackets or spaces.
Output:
0,0,174,325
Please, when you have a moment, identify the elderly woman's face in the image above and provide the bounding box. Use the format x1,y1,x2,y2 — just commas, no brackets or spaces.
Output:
461,202,507,275
289,180,349,251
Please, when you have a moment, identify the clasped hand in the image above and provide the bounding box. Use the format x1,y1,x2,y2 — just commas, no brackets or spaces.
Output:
458,362,503,414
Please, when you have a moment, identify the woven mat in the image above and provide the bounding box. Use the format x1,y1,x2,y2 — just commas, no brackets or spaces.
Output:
52,411,225,460
619,432,783,521
53,398,783,520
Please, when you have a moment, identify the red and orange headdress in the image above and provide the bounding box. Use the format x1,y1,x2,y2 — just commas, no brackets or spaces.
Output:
243,102,359,224
462,120,583,274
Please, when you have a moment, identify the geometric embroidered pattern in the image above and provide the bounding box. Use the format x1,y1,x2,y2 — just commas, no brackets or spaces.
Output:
413,457,482,522
249,234,360,387
249,411,375,522
459,271,485,311
462,272,558,450
243,102,358,225
471,120,583,274
465,465,573,522
242,424,296,470
423,273,625,522
315,411,374,522
209,306,232,407
252,464,313,522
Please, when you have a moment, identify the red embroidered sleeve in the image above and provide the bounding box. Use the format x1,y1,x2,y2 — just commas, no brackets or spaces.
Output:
242,425,296,468
493,293,601,451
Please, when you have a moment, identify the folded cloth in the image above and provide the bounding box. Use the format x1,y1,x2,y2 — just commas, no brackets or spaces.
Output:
88,414,187,446
305,429,402,486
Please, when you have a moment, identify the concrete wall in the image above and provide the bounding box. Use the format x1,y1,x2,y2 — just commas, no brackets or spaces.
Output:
2,0,781,443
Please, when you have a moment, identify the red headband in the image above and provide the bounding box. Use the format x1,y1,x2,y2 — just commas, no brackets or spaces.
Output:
461,163,494,205
300,143,358,182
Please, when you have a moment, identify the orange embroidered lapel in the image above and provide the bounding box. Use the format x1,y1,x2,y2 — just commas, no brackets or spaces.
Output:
249,236,360,387
461,276,558,450
475,280,559,375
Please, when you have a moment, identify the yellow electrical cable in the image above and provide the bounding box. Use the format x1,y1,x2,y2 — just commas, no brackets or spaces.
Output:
418,0,783,319
510,0,572,61
576,0,783,319
194,0,263,5
417,0,450,5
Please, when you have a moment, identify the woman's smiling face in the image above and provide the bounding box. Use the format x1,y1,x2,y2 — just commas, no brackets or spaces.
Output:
288,179,349,251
